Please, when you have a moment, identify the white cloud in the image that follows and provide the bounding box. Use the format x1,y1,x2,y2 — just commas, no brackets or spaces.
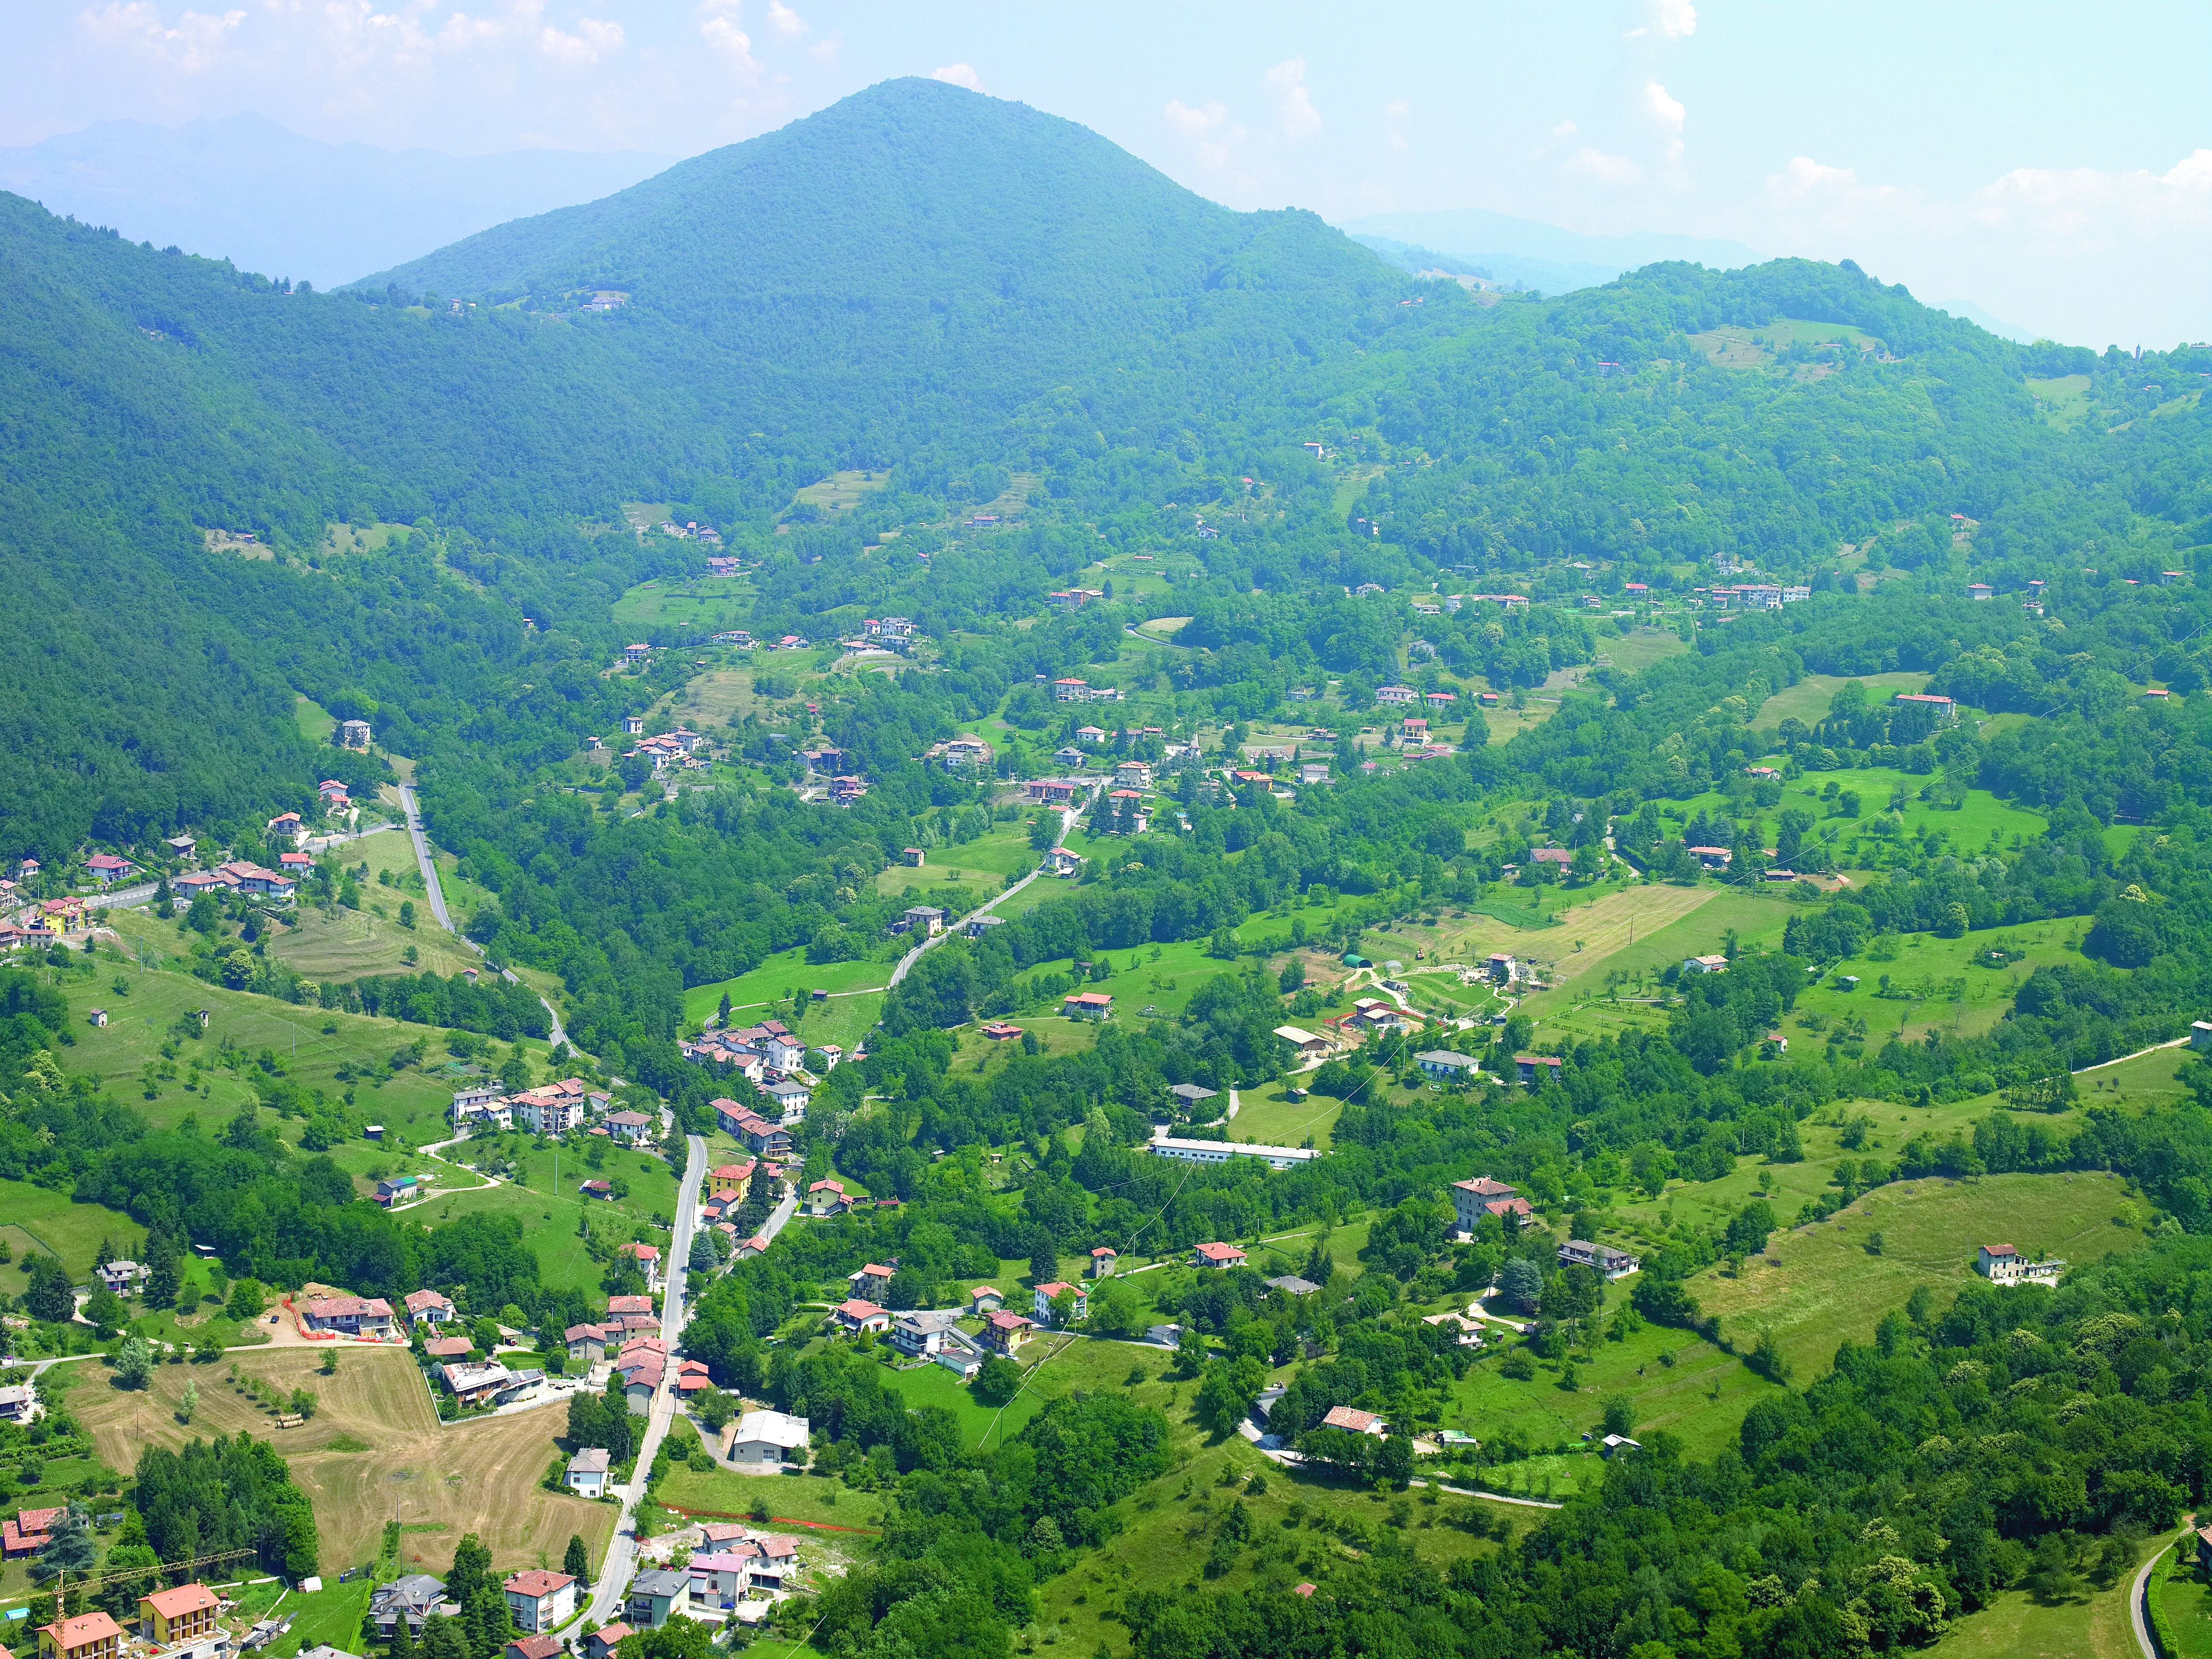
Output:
1383,96,1410,152
1642,79,1685,164
1566,147,1644,185
540,16,621,65
1552,119,1578,139
1974,150,2212,238
1766,155,1863,201
1265,57,1321,138
931,62,981,90
700,13,759,76
766,2,805,39
79,2,247,73
436,12,504,53
1626,0,1696,39
1164,97,1253,174
807,31,838,63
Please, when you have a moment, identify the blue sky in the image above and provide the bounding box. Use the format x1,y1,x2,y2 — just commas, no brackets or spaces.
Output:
17,0,2208,346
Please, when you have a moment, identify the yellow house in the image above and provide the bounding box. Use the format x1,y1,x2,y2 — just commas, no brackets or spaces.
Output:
40,1611,123,1659
141,1584,221,1646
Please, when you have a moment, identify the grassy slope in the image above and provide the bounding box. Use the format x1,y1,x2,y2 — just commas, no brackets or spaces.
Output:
1754,670,1931,729
69,1345,611,1577
1694,1171,2141,1380
1934,1532,2157,1658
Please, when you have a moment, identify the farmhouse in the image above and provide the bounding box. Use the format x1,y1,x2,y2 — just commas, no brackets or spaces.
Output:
1450,1178,1519,1234
1062,991,1114,1020
1892,691,1957,722
1976,1244,2064,1286
1515,1054,1564,1085
1681,954,1729,974
1192,1242,1247,1270
1273,1024,1331,1059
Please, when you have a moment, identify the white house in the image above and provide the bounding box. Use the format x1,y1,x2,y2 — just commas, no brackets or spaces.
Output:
565,1448,610,1497
729,1410,811,1469
502,1572,577,1634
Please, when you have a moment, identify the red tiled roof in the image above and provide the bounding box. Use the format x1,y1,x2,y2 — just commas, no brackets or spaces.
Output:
503,1570,575,1598
143,1585,219,1619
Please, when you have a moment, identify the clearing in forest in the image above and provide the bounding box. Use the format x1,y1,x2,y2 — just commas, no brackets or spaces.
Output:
1692,1171,2141,1381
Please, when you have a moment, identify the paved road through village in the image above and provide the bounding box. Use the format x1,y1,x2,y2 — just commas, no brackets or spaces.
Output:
582,1128,707,1630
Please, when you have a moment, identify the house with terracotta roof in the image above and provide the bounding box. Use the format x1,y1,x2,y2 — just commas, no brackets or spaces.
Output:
983,1309,1035,1353
1090,1246,1118,1278
137,1584,219,1647
1320,1404,1387,1436
1032,1281,1087,1326
807,1178,854,1217
848,1263,895,1300
829,1298,890,1335
585,1626,631,1659
504,1637,563,1659
4,1506,62,1558
1449,1177,1518,1234
403,1288,456,1329
1191,1242,1246,1270
618,1241,664,1290
969,1286,1004,1314
1062,991,1114,1020
39,1611,123,1659
502,1570,578,1633
708,1161,757,1199
301,1294,395,1338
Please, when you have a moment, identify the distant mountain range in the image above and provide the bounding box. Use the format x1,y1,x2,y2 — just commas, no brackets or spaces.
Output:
1339,208,1759,295
1341,207,2038,340
0,113,670,290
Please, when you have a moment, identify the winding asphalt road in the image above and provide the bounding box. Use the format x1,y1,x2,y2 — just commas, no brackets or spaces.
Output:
398,784,568,1049
885,794,1089,990
582,1130,708,1628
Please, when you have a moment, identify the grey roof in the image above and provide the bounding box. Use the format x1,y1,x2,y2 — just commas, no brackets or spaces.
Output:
373,1576,447,1613
1264,1275,1321,1296
1414,1050,1478,1067
1169,1083,1218,1102
631,1569,689,1597
568,1448,611,1473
